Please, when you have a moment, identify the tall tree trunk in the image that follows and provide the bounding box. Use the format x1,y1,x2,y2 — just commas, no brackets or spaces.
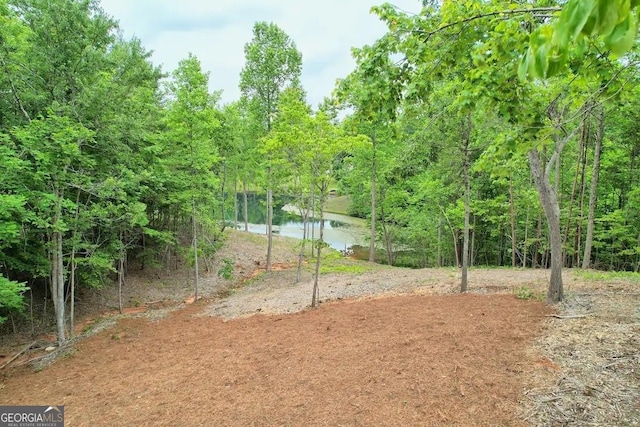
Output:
234,179,239,230
582,107,604,269
509,174,517,268
220,162,227,232
192,198,199,301
296,207,308,283
51,230,65,345
381,206,393,266
533,209,543,268
118,239,125,314
296,191,310,283
636,232,640,273
42,277,48,326
310,178,316,256
68,250,76,340
461,116,472,293
554,147,561,194
243,181,249,232
312,183,327,308
576,129,590,266
529,150,563,303
266,168,273,272
442,210,460,268
266,111,274,271
68,193,81,340
470,214,476,267
461,191,470,291
555,147,563,266
522,201,530,268
437,217,443,267
369,132,377,263
51,185,66,345
563,113,588,258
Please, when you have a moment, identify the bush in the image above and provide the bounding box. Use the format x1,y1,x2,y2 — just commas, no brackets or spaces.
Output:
0,275,28,324
514,285,544,301
218,258,234,280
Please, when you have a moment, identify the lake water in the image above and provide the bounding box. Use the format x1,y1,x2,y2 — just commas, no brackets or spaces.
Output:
232,195,368,251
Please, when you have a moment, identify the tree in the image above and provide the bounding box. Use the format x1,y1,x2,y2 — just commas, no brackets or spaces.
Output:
307,112,363,307
460,114,472,292
240,21,302,272
13,114,95,344
217,102,245,231
582,106,604,269
164,53,220,301
336,35,403,264
262,88,314,281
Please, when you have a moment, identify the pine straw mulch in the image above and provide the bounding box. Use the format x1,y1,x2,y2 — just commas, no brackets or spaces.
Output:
523,276,640,426
1,293,552,426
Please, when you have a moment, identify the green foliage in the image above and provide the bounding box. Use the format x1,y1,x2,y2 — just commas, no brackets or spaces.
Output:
218,259,235,280
0,275,28,324
240,22,302,133
514,285,545,301
164,54,221,210
521,0,640,79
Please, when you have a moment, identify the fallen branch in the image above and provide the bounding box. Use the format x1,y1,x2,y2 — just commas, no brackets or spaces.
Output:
0,340,37,370
545,314,588,319
12,352,52,369
603,353,639,369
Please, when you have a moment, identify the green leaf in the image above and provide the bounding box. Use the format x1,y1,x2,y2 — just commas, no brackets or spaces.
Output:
553,0,597,48
605,14,638,56
595,0,623,36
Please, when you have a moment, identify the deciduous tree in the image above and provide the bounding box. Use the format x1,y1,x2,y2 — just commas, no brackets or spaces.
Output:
240,21,302,272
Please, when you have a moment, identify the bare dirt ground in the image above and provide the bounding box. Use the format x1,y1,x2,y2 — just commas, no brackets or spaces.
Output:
0,230,638,426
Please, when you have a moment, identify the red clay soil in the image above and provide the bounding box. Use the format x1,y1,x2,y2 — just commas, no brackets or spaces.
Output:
1,294,551,426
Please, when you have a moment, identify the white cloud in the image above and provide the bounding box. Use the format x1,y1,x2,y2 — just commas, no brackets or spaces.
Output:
100,0,421,108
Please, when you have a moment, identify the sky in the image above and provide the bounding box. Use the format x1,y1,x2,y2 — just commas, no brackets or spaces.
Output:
99,0,422,108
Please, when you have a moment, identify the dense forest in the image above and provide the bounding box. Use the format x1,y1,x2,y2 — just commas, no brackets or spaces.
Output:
1,0,639,344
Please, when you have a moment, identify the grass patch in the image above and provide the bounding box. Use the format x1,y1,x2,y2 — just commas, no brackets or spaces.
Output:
322,248,344,261
227,229,265,245
514,285,545,301
315,248,374,275
319,263,370,275
324,195,351,215
577,270,640,284
244,271,264,286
